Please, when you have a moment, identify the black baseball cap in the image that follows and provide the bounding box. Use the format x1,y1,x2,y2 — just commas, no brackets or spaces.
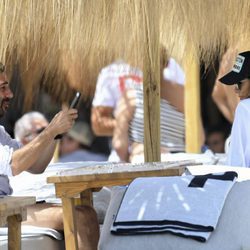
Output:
219,51,250,85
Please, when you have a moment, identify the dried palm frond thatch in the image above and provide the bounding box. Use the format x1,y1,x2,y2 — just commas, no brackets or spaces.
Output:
0,0,250,105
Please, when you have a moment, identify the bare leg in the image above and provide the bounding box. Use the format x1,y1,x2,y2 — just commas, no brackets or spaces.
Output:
23,203,100,250
76,205,100,250
23,203,63,230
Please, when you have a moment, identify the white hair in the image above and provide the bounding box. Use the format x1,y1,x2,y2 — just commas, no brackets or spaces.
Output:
14,111,48,142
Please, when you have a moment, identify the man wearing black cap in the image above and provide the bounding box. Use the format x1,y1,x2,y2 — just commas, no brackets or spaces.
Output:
219,51,250,167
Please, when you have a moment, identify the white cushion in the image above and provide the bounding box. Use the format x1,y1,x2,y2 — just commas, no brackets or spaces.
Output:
0,225,64,250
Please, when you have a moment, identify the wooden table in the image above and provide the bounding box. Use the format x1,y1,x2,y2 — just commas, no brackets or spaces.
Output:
0,196,36,250
47,160,197,250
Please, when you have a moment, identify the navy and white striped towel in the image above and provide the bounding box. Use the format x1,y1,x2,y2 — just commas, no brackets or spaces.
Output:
111,172,238,242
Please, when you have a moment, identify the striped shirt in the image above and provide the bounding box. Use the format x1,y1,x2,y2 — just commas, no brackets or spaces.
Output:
129,88,185,152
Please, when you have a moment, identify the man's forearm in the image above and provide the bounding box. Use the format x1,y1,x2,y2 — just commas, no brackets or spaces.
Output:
9,105,77,176
11,129,56,175
27,140,56,174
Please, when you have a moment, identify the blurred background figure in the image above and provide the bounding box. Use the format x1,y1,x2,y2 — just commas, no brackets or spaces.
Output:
205,127,227,153
112,47,193,163
58,121,108,162
91,60,142,162
211,49,240,155
212,48,240,124
14,111,49,145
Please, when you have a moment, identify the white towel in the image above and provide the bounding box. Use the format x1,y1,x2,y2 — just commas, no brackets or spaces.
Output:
111,172,237,242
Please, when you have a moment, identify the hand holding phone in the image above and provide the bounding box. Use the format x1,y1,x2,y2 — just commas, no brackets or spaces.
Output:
54,92,81,140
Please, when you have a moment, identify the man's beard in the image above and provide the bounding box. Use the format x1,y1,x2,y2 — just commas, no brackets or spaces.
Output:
0,97,9,117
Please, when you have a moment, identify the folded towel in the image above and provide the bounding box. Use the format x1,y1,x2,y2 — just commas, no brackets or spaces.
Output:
111,171,238,242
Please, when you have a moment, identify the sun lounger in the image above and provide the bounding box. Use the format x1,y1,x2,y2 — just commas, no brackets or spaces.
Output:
0,225,65,250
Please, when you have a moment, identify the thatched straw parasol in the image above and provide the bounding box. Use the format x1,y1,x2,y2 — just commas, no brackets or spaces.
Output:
0,0,250,161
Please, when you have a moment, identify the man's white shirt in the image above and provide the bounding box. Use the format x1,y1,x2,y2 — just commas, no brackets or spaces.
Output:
0,125,21,176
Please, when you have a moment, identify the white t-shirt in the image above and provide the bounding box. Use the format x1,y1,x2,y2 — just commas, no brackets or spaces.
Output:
92,62,142,110
92,59,185,110
92,62,142,162
227,98,250,167
163,58,186,85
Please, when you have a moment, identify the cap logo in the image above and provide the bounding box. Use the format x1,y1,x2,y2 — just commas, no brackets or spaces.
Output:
232,55,245,73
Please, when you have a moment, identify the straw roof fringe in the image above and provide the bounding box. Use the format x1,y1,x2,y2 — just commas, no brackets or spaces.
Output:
0,0,250,106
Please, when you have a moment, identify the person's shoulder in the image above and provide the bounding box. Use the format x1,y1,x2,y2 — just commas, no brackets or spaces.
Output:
237,98,250,108
235,98,250,115
0,125,9,139
0,126,6,140
0,125,6,132
96,63,121,87
0,125,21,149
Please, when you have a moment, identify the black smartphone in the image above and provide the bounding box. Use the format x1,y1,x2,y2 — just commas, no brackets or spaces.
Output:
69,92,81,109
54,92,81,140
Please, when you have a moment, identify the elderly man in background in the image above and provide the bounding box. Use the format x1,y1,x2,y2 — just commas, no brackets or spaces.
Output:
0,63,99,250
14,111,49,145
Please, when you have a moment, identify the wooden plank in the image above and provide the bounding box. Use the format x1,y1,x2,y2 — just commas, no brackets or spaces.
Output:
47,161,192,184
7,214,22,250
80,190,93,206
142,0,161,162
0,197,34,250
184,55,202,153
55,179,131,198
50,167,184,187
53,167,185,198
0,196,36,211
62,197,78,250
0,202,7,212
74,190,93,206
0,208,26,226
